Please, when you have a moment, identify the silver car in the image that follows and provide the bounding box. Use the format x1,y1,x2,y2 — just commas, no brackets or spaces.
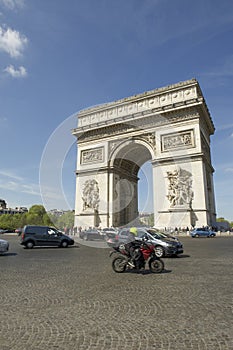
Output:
0,238,9,254
114,227,184,258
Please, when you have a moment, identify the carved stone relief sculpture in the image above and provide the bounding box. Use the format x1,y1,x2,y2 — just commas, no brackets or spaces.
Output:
82,179,100,211
161,130,194,152
166,167,194,207
81,147,104,164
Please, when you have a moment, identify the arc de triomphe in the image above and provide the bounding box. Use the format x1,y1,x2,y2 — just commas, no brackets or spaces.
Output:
72,79,216,229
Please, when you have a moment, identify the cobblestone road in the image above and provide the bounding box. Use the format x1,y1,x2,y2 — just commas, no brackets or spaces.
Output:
0,235,233,350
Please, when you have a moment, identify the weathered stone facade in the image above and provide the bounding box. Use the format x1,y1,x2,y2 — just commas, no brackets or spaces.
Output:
72,79,216,229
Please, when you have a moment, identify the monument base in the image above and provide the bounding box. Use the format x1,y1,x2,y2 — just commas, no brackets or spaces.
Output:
75,211,109,229
155,208,192,229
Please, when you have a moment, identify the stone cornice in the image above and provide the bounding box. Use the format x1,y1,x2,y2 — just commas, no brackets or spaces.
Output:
75,108,199,143
72,79,214,135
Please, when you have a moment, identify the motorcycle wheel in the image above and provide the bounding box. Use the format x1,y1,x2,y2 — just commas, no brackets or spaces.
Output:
149,258,164,273
112,256,127,273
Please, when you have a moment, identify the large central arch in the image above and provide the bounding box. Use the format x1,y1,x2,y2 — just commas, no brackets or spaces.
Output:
72,79,216,229
109,138,153,227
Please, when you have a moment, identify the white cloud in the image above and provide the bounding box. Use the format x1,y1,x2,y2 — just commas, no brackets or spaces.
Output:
0,25,28,58
0,171,41,197
0,0,25,10
202,55,233,78
4,64,27,77
0,181,41,196
0,170,24,181
0,169,66,204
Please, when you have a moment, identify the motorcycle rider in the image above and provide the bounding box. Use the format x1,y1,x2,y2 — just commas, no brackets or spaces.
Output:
125,227,141,268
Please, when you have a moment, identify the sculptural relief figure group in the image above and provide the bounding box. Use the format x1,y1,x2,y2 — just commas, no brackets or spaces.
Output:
82,179,100,211
167,167,194,207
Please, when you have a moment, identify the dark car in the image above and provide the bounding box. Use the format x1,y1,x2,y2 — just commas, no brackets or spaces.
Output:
107,227,183,258
190,228,216,238
20,225,74,248
80,229,104,241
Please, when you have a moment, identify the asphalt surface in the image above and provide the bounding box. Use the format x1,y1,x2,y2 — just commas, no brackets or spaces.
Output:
0,234,233,350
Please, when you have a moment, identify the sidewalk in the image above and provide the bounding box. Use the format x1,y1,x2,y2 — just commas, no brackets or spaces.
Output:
72,235,109,249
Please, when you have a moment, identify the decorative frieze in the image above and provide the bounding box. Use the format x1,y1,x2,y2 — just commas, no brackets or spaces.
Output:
81,147,104,164
76,111,199,143
77,81,199,128
161,130,195,152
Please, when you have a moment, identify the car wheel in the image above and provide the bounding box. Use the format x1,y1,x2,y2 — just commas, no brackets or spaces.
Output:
83,235,88,241
195,234,199,238
61,240,68,248
154,246,164,258
25,241,34,249
210,234,215,238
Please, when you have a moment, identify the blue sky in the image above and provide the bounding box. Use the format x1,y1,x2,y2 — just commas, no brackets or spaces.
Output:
0,0,233,221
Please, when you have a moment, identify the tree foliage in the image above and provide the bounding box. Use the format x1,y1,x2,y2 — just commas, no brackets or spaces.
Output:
0,205,54,230
49,211,74,230
216,217,232,229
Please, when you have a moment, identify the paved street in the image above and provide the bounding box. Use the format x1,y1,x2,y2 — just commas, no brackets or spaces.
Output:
0,235,233,350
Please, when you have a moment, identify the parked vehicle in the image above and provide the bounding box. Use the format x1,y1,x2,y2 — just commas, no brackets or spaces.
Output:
101,227,118,238
20,225,74,248
0,229,12,234
0,238,9,254
107,227,183,257
110,239,164,273
190,228,216,238
80,229,105,241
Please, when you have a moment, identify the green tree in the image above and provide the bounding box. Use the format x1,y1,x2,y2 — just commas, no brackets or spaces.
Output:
0,214,13,230
216,217,228,222
49,211,74,231
25,205,53,226
148,214,154,227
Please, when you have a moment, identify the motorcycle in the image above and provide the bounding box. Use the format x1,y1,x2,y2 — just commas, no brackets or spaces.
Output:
110,240,164,273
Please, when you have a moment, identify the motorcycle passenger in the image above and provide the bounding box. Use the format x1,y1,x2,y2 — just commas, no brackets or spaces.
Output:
125,227,141,268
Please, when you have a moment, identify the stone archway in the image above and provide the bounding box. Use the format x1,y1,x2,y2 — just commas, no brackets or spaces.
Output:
109,139,154,227
72,79,216,229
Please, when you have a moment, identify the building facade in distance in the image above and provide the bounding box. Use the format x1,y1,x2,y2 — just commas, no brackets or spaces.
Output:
0,199,28,215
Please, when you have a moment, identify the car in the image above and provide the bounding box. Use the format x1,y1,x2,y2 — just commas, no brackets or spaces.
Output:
190,228,216,238
0,229,12,234
20,225,74,248
0,238,9,254
100,227,119,238
107,227,184,257
80,229,105,241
